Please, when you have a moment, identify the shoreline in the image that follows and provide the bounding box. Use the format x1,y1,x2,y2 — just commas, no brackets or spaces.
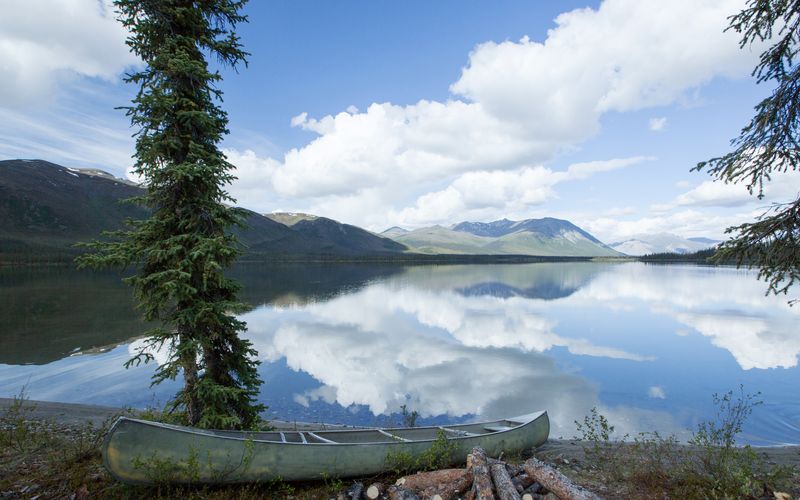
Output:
3,398,798,465
3,397,798,498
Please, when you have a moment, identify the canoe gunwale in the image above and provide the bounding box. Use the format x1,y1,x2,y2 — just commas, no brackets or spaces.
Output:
104,410,547,447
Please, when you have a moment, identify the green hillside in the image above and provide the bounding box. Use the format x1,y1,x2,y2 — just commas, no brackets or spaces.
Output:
0,160,148,261
265,213,406,255
0,160,406,262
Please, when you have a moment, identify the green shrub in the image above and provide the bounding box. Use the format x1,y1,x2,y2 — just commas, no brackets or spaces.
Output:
575,388,796,498
386,430,457,475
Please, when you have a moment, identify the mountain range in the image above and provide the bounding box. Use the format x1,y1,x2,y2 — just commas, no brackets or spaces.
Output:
608,233,719,256
2,159,719,260
0,159,404,261
381,218,621,257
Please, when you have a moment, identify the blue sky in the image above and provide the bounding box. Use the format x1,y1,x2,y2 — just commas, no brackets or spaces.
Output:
1,0,797,242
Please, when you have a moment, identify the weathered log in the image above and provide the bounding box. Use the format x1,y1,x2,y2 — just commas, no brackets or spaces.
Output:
469,447,496,500
387,484,420,500
395,468,470,491
512,478,524,494
365,482,384,499
522,482,542,495
511,473,536,492
346,482,363,500
490,462,521,500
505,463,524,477
419,470,474,500
523,458,600,500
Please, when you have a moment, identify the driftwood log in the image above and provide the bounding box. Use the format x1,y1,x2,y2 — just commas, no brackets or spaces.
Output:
386,484,420,500
342,448,598,500
365,482,384,499
393,468,473,500
523,458,600,500
345,481,363,499
421,473,474,500
504,463,524,477
395,469,470,491
468,447,496,500
511,472,536,493
489,462,521,500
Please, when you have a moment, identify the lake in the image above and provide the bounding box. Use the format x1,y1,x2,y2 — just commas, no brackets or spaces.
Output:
1,262,798,445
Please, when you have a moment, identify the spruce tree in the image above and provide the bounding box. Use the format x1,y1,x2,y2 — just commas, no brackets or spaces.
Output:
78,0,263,429
696,0,799,303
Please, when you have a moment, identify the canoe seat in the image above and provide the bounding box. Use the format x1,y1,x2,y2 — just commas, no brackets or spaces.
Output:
483,425,513,432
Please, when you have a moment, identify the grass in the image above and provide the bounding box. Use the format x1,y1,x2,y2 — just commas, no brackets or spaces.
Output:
385,429,458,475
571,387,799,499
0,392,399,499
2,387,798,499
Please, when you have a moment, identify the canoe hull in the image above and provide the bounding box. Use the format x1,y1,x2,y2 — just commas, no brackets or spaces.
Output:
103,412,549,484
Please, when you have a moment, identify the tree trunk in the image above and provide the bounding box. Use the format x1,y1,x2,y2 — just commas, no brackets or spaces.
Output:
179,329,200,425
469,447,496,500
490,462,521,500
523,458,600,500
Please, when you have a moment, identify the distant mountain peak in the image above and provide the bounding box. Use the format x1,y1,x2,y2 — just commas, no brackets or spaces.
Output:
382,216,618,256
381,226,409,237
609,233,719,256
265,212,320,226
76,168,139,186
452,217,601,243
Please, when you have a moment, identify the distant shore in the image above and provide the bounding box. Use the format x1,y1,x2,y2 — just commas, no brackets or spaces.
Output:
4,253,705,267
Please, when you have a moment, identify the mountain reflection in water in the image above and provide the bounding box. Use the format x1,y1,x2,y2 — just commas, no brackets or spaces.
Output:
0,262,797,444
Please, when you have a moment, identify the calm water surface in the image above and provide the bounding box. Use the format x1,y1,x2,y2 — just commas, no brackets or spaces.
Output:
1,262,798,445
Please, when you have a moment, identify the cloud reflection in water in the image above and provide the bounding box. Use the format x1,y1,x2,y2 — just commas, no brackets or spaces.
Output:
241,264,659,436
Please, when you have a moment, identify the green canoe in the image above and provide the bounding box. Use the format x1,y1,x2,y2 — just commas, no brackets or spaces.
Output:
102,411,549,484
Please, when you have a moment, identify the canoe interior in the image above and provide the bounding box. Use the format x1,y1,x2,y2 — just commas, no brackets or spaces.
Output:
155,415,538,445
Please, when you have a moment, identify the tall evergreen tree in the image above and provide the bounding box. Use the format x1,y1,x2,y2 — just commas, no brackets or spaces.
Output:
696,0,799,303
78,0,263,429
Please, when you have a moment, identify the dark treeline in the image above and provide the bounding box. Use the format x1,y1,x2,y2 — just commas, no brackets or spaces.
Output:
1,249,608,266
639,248,739,264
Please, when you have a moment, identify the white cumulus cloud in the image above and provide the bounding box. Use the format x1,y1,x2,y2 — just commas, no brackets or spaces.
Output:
649,117,667,131
0,0,137,107
225,0,755,229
